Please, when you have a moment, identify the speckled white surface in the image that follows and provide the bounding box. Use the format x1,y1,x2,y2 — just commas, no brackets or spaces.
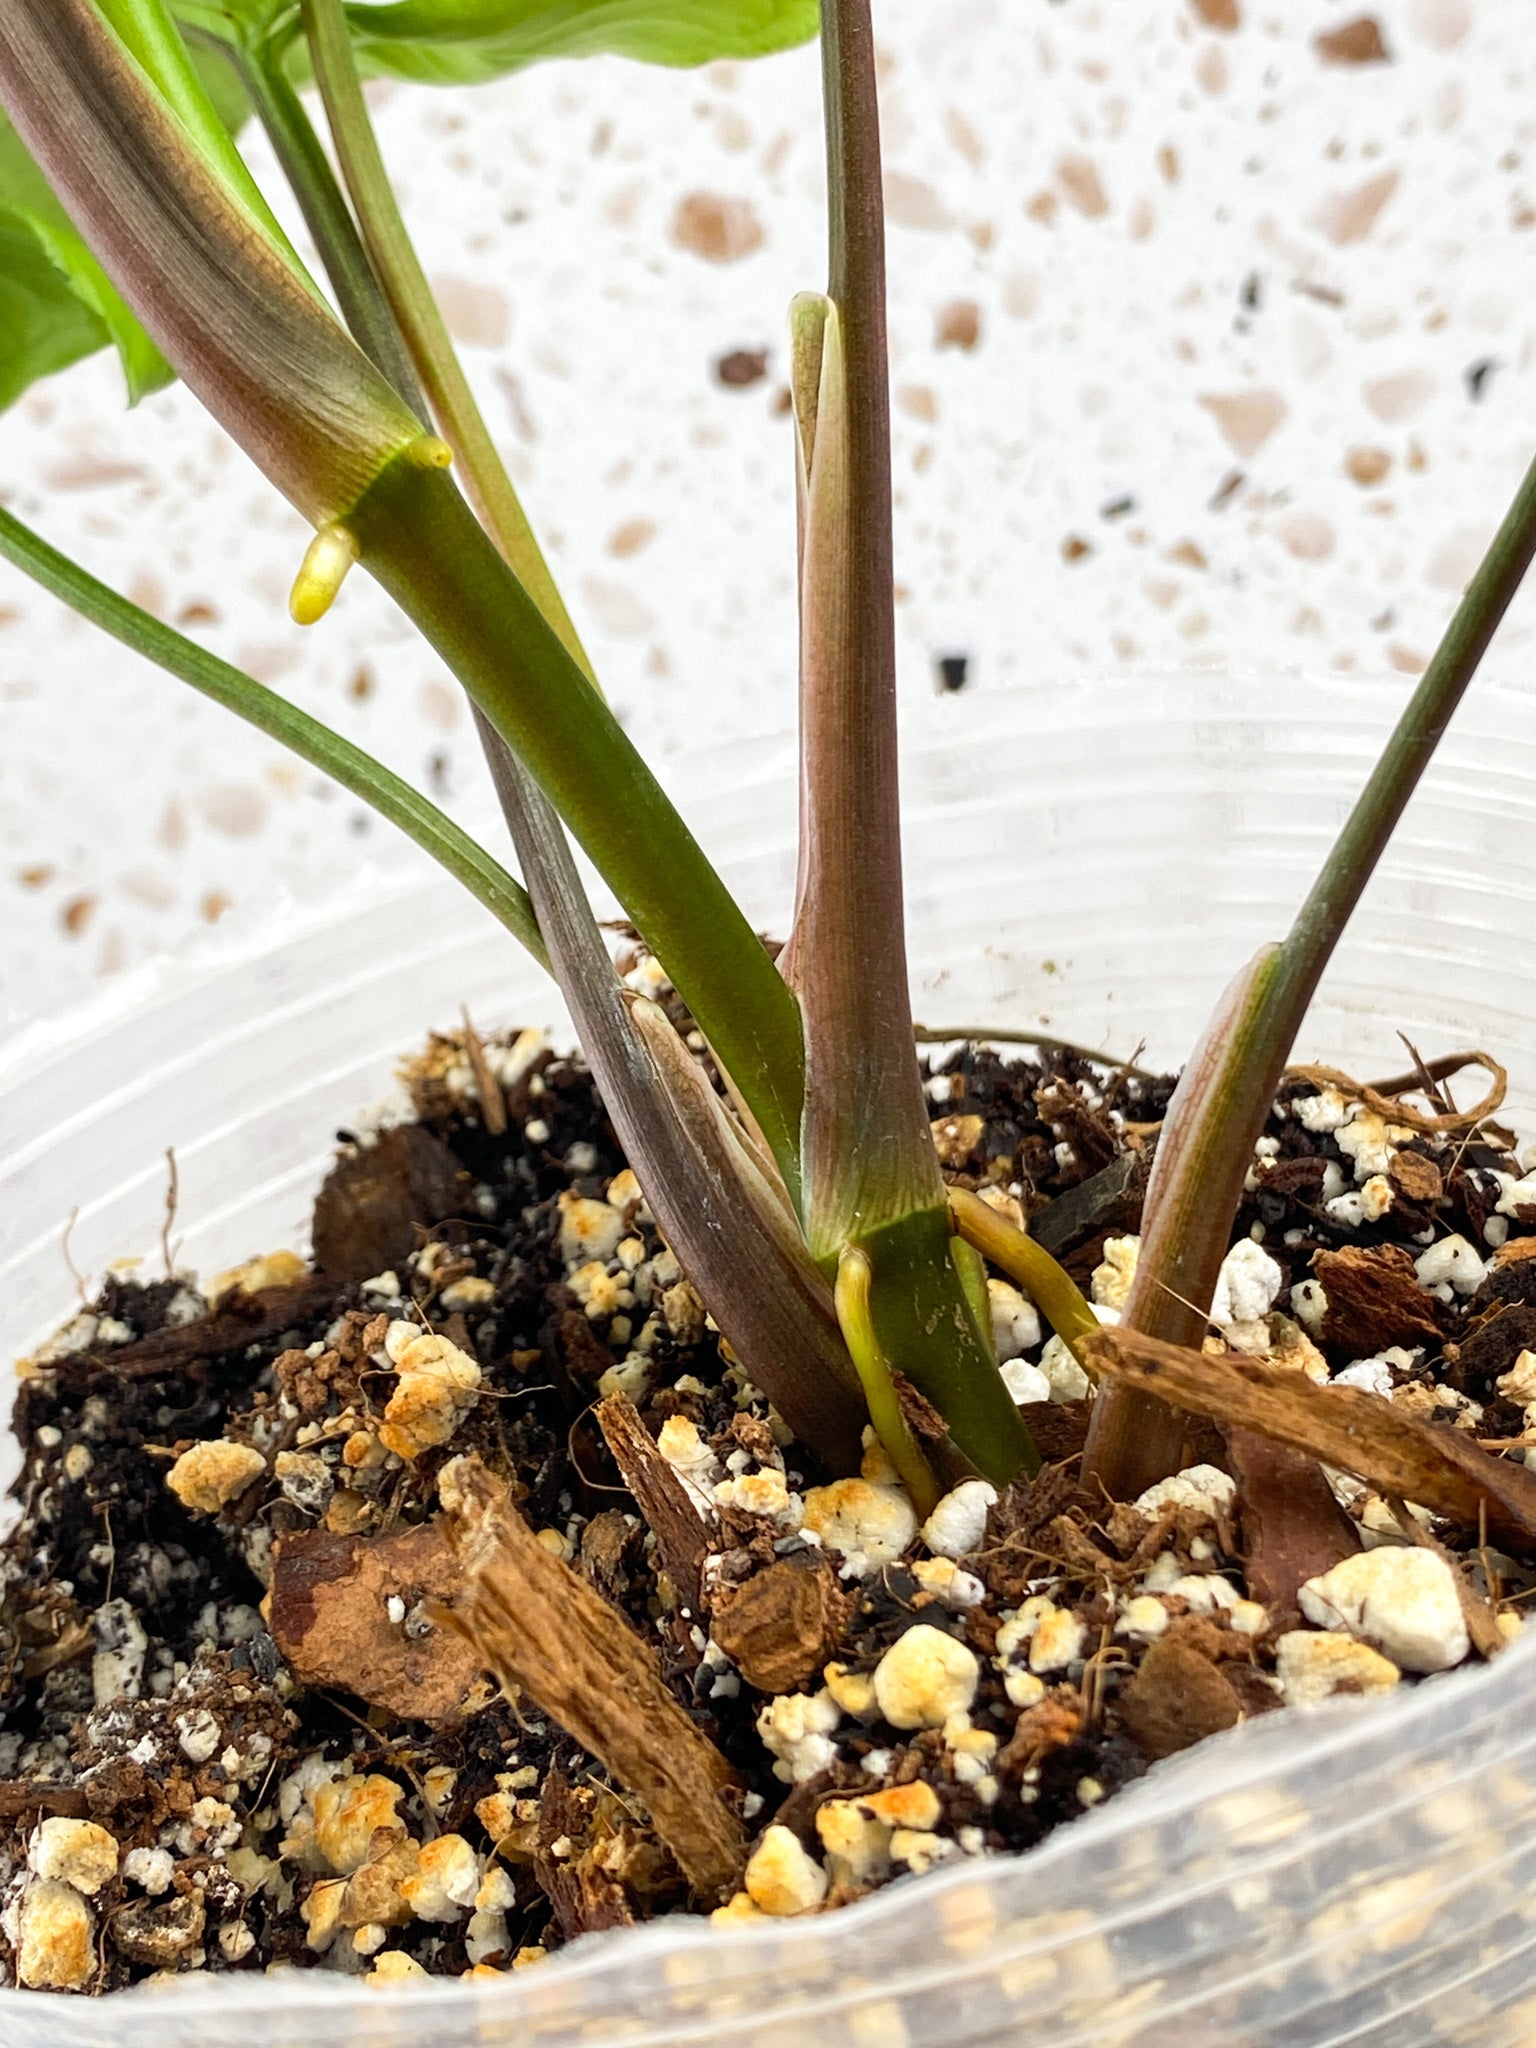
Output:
2,0,1534,1022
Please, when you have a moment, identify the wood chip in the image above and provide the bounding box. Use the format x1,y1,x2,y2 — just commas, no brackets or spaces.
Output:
1225,1426,1360,1616
1449,1302,1536,1389
595,1396,710,1623
311,1124,473,1282
892,1371,949,1444
579,1509,640,1605
1388,1150,1443,1205
1091,1326,1536,1549
708,1551,849,1694
1311,1243,1446,1355
459,1008,508,1137
269,1521,487,1726
49,1277,337,1388
535,1768,636,1940
1029,1151,1145,1259
439,1455,746,1900
1116,1635,1243,1760
0,1782,90,1820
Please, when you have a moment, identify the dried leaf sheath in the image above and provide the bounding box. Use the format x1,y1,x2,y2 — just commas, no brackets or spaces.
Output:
595,1395,711,1621
439,1456,746,1900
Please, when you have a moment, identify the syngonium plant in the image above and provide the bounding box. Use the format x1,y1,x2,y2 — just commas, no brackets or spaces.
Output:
1,0,1535,1510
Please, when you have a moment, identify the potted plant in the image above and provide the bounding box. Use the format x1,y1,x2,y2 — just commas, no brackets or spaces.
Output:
2,0,1536,2035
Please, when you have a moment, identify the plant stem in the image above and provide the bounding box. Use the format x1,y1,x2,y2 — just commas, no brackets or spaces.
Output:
494,770,865,1466
1280,450,1536,1015
786,2,939,1254
1081,949,1280,1497
1086,445,1536,1500
756,0,1033,1483
856,1206,1036,1487
257,15,849,1439
347,451,808,1192
229,31,428,414
0,503,545,964
0,0,806,1192
948,1235,996,1359
300,0,591,678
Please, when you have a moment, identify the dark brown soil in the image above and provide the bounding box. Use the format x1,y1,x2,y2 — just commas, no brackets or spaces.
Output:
2,1014,1531,1992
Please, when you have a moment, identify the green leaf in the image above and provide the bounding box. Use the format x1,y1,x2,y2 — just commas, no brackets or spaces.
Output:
0,37,249,411
0,120,172,409
0,0,412,526
341,0,820,86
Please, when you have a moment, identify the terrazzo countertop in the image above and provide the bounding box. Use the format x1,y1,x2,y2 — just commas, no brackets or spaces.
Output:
1,0,1533,1023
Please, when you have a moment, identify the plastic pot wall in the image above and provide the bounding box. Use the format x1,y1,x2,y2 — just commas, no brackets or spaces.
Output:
3,676,1536,2046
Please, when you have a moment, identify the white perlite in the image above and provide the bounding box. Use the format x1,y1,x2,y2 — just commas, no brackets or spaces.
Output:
1413,1235,1487,1298
1001,1358,1051,1405
872,1625,979,1729
1291,1279,1328,1338
1275,1631,1401,1707
1497,1350,1536,1405
921,1480,997,1560
756,1691,842,1785
1090,1236,1139,1310
1337,1109,1414,1183
1210,1240,1283,1329
988,1279,1041,1359
122,1847,175,1896
801,1479,917,1577
1298,1548,1469,1674
909,1558,986,1610
27,1819,119,1896
1039,1340,1092,1403
1292,1087,1350,1134
1133,1464,1235,1521
743,1826,828,1916
1332,1354,1398,1398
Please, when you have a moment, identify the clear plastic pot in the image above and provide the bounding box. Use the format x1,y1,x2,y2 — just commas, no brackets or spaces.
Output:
4,674,1536,2046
